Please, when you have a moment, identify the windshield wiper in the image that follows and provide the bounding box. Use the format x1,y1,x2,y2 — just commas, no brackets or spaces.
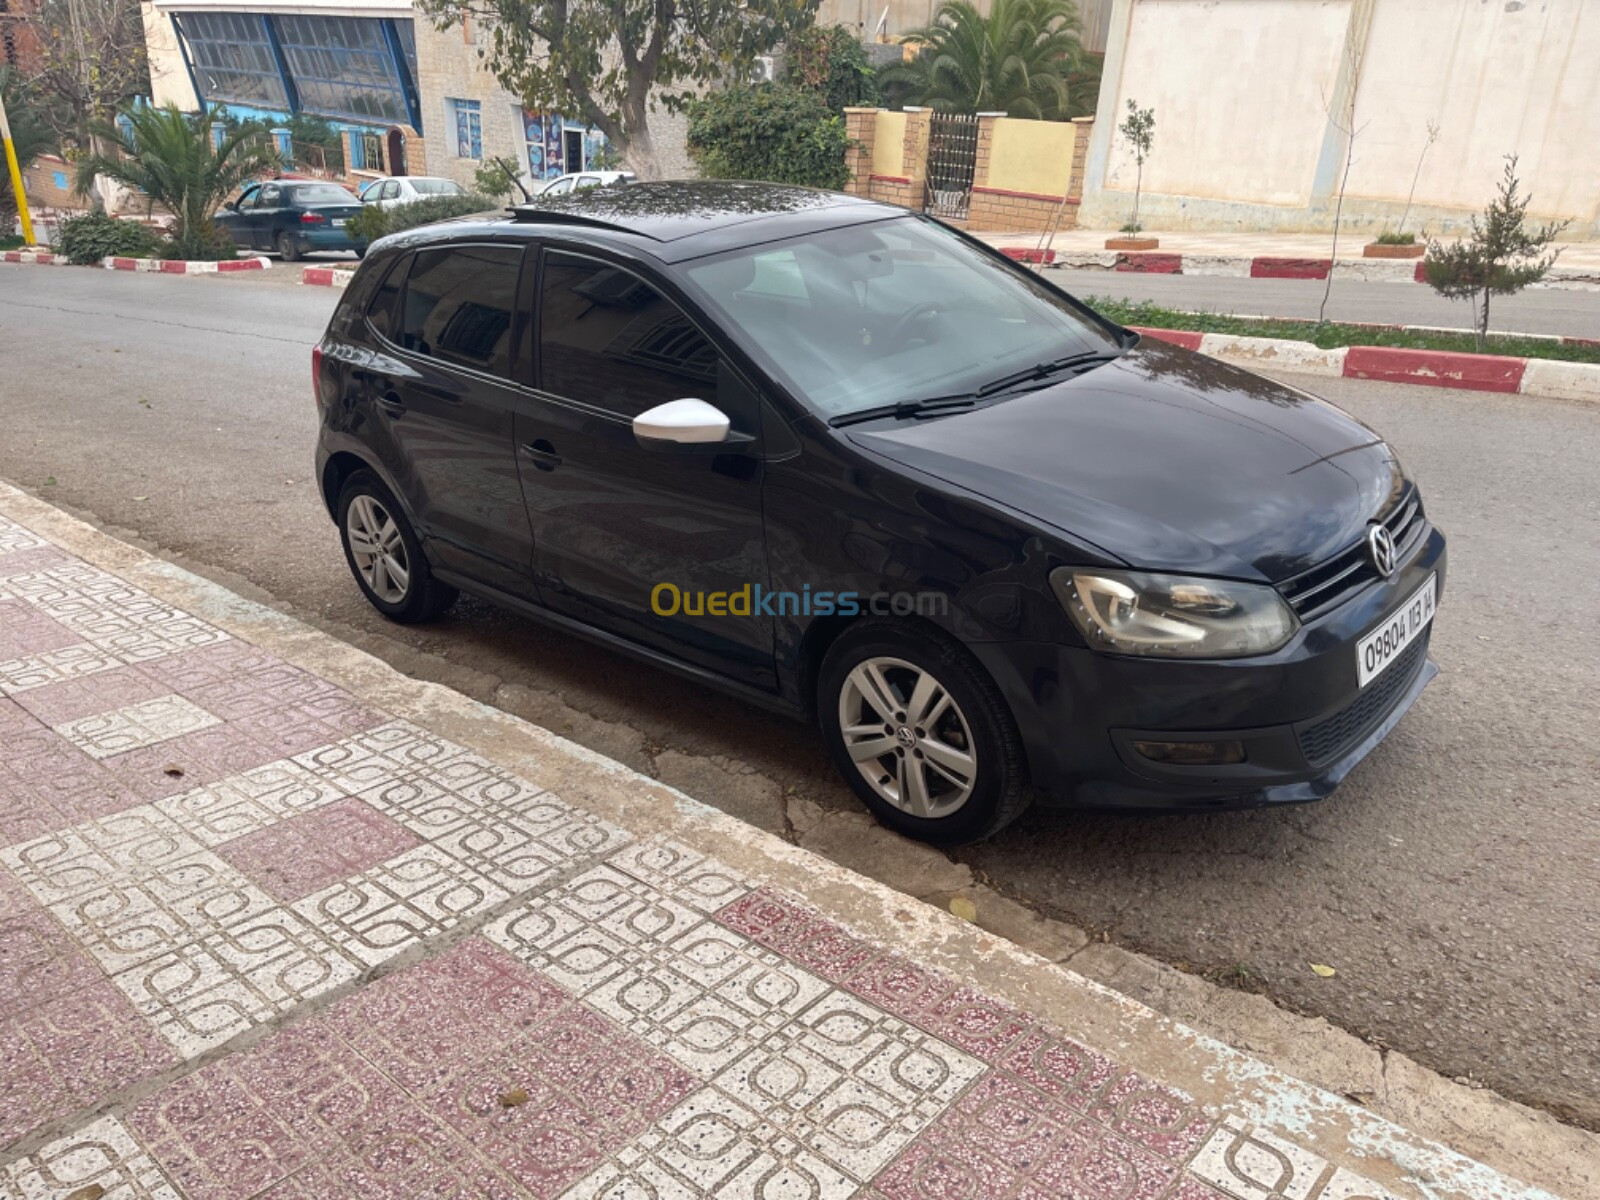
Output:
829,395,980,428
975,350,1122,397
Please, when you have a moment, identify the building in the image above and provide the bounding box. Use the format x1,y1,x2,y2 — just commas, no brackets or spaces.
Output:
1078,0,1600,239
138,0,690,188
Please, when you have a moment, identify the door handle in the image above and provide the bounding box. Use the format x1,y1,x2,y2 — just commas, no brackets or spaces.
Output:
521,439,561,471
378,391,405,417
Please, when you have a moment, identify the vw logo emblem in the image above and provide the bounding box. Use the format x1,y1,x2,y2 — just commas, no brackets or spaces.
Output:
1367,524,1398,578
895,726,917,747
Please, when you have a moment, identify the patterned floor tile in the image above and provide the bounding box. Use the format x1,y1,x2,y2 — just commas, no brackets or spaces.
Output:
1185,1122,1400,1200
13,665,174,728
0,643,123,694
2,1115,182,1200
1,978,178,1147
605,838,755,914
154,762,349,848
55,696,222,760
488,867,828,1077
0,600,80,661
294,844,509,968
214,797,420,903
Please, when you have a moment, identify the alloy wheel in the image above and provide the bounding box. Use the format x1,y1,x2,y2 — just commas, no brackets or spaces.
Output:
838,656,977,818
346,494,410,605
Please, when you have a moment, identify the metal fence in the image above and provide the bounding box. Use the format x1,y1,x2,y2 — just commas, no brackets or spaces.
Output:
923,112,979,221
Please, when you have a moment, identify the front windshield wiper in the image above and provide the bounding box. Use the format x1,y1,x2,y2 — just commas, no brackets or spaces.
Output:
829,395,981,428
975,350,1122,397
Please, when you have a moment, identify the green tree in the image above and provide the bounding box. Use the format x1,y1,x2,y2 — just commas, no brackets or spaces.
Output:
72,104,284,260
1117,97,1154,232
877,0,1095,120
418,0,820,179
1,68,55,228
28,0,149,148
1423,155,1569,352
687,84,849,189
786,25,879,110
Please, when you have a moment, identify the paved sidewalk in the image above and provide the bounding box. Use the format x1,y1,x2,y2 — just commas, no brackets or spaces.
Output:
0,484,1585,1200
968,229,1600,271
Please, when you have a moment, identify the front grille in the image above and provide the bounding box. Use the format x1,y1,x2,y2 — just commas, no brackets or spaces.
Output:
1279,487,1427,623
1297,634,1429,766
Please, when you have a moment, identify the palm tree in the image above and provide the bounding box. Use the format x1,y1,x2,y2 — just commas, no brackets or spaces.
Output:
73,103,283,259
1,68,55,229
879,0,1097,121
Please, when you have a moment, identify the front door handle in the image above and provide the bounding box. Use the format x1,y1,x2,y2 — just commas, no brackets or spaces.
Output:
521,439,562,471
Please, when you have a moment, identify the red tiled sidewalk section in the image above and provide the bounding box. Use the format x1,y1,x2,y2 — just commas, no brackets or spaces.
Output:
104,256,270,274
0,506,1532,1200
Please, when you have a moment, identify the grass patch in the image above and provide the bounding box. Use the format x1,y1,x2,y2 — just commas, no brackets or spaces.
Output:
1086,297,1600,365
0,234,25,251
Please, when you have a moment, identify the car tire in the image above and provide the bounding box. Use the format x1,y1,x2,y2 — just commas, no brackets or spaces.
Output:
277,232,300,263
818,619,1031,844
336,470,458,623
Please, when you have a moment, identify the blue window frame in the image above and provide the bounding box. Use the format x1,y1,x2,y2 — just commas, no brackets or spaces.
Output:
175,11,289,109
273,13,409,123
449,98,482,159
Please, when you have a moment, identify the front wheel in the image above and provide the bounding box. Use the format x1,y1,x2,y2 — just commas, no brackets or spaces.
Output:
337,471,457,623
818,620,1031,844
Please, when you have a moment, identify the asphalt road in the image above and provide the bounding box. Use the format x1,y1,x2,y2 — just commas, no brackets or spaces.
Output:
1053,269,1600,338
3,263,1598,1128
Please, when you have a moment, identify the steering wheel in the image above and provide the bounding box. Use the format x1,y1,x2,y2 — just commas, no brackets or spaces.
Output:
889,301,944,346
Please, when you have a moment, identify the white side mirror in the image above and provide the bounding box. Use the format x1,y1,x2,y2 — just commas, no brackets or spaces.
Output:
633,398,731,445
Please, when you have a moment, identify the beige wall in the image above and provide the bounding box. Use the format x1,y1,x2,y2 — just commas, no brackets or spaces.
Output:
1080,0,1600,238
987,117,1076,198
871,111,908,178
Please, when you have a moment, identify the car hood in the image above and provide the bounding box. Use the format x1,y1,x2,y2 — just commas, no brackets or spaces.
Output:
846,341,1402,582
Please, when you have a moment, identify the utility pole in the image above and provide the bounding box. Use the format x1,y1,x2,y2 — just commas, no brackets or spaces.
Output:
0,83,36,246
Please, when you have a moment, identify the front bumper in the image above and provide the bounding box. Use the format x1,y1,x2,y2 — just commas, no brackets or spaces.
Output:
971,526,1447,810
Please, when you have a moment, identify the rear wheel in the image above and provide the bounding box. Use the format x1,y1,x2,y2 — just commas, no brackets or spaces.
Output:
819,620,1031,843
277,232,301,262
337,471,457,623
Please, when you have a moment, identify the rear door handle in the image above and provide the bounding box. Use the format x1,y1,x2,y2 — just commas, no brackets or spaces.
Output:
521,439,561,471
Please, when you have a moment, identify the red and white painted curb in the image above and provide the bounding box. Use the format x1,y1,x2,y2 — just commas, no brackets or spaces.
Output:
102,255,270,274
1003,247,1600,290
301,265,355,288
1,249,67,265
1133,325,1600,404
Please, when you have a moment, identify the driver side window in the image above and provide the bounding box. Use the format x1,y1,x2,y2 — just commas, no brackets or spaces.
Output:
258,184,281,208
236,185,261,211
544,177,573,196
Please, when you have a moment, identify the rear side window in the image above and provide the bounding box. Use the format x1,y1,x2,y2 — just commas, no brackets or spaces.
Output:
539,250,720,418
396,245,523,378
365,254,411,342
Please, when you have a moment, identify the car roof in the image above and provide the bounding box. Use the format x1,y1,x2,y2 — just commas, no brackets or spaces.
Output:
470,180,907,262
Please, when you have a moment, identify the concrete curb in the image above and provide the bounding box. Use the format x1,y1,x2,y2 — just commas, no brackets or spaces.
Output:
1005,246,1600,290
101,255,271,274
302,265,355,288
1,477,1595,1200
0,249,67,265
1134,324,1600,403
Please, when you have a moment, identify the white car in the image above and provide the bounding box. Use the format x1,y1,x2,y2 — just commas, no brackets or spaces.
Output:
535,170,635,196
358,176,468,208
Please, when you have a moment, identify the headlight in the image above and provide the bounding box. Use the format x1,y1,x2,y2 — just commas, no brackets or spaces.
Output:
1051,568,1298,658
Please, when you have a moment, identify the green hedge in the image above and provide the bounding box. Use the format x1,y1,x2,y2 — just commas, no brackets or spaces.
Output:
346,193,502,244
53,213,161,265
686,84,851,191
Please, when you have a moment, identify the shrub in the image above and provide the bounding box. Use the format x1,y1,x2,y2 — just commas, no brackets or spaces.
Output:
53,212,160,265
346,192,502,243
687,84,850,190
786,25,879,110
1375,230,1416,246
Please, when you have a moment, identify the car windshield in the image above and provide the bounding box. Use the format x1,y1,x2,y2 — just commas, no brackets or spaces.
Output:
683,217,1120,418
293,184,359,204
411,179,464,195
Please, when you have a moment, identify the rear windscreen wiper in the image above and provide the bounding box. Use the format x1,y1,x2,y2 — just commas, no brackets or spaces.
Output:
976,350,1122,397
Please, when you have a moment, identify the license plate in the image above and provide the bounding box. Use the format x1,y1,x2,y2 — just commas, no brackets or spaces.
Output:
332,219,347,228
1356,574,1436,688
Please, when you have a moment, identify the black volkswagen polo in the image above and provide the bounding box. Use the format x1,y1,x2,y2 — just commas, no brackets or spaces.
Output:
313,182,1445,843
